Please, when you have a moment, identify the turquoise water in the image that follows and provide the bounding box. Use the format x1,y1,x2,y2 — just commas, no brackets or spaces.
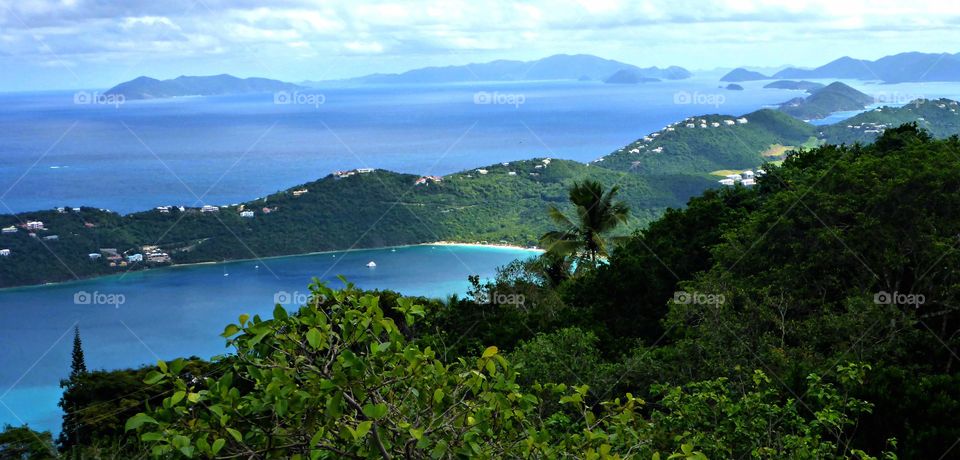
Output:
0,244,537,433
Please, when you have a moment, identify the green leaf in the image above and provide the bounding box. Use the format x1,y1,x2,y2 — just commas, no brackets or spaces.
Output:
143,370,165,385
410,428,424,440
226,428,243,442
125,413,158,431
352,421,372,439
433,389,444,404
211,438,225,455
306,328,322,349
239,314,249,325
170,390,186,406
221,324,240,338
273,304,288,320
362,403,388,419
482,346,499,358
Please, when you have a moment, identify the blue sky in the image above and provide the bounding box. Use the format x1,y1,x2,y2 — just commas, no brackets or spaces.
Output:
1,0,959,91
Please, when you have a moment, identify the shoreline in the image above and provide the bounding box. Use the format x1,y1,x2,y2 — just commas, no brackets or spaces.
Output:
0,242,543,293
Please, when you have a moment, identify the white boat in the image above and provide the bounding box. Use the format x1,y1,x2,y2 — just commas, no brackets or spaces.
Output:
366,261,377,268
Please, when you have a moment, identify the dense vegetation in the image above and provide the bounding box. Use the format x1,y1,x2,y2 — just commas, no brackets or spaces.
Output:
6,125,959,458
0,159,711,288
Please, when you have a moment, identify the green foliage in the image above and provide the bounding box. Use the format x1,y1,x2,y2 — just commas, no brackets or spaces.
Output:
0,425,57,460
127,280,882,459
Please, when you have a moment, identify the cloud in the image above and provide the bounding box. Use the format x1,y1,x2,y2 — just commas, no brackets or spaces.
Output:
0,0,958,90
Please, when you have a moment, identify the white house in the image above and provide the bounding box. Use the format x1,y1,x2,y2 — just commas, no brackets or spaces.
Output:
711,122,720,127
651,147,664,153
201,205,219,213
741,170,755,179
0,249,10,257
736,117,749,124
725,174,742,182
723,120,736,126
476,169,488,175
507,171,517,176
718,179,736,186
742,178,756,186
240,210,255,218
2,226,16,234
686,123,696,128
127,253,143,262
357,168,374,173
26,221,43,230
88,253,101,260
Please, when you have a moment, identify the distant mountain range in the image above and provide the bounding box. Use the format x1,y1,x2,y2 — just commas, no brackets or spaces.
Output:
773,52,960,83
329,54,691,85
105,74,303,100
778,82,874,120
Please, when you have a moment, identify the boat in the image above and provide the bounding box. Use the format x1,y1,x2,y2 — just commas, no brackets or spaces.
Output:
366,261,377,268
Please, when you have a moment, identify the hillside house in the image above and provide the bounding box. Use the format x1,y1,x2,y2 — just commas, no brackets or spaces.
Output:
25,221,43,230
0,249,10,256
2,226,16,234
240,210,255,218
127,253,143,262
201,205,219,213
357,168,374,173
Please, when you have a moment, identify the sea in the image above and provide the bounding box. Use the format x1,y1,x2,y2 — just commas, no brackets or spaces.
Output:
1,76,959,433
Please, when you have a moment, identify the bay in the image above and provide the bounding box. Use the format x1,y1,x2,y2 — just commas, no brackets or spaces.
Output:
0,244,537,433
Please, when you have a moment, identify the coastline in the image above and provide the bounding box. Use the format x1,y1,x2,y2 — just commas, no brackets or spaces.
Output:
0,241,543,292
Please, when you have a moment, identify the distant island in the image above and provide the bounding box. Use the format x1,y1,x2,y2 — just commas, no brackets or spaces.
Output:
314,54,691,85
720,68,769,82
763,80,825,92
104,74,303,100
773,51,960,83
725,83,744,90
777,81,875,119
3,96,958,288
604,69,660,84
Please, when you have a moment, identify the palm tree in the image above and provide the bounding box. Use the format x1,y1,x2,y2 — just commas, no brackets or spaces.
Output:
540,180,629,271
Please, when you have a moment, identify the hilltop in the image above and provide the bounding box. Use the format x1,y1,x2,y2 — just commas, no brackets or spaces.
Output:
596,95,960,178
330,54,691,84
720,67,769,82
777,81,874,120
596,109,816,175
104,74,303,100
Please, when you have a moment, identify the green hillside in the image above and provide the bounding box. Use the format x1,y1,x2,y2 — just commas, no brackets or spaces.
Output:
818,98,960,144
597,108,815,175
0,159,712,288
778,81,874,120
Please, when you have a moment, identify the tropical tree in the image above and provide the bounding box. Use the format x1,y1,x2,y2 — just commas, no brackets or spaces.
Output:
540,180,630,271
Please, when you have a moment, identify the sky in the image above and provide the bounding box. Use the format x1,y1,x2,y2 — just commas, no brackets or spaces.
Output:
1,0,959,91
